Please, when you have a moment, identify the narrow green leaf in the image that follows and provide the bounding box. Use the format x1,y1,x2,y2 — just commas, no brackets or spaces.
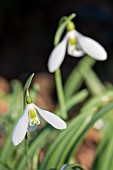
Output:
55,89,89,116
93,121,113,170
79,65,105,95
1,80,23,162
64,56,96,98
67,102,113,162
81,91,113,112
17,126,53,170
40,110,90,169
66,89,88,111
41,102,113,169
0,160,13,170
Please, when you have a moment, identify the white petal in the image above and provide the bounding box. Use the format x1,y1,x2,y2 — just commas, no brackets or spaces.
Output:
47,34,68,73
67,44,84,57
12,105,29,145
76,31,107,60
33,104,67,129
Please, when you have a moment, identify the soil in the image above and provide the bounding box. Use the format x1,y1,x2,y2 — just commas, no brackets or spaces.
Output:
75,128,100,170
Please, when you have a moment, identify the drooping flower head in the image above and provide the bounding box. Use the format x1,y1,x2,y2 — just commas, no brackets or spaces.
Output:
12,93,66,145
48,16,107,73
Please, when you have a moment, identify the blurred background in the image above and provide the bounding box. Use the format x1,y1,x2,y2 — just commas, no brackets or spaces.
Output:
0,0,113,82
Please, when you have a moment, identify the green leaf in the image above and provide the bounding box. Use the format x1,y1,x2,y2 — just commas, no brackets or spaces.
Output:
41,102,113,169
64,56,96,98
0,160,13,170
16,126,53,170
40,109,90,169
0,80,23,163
55,89,89,116
79,65,105,95
66,89,89,111
81,91,113,112
93,120,113,170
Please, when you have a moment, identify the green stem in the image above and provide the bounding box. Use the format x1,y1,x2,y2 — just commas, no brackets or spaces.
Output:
55,68,67,119
53,15,75,119
25,133,30,170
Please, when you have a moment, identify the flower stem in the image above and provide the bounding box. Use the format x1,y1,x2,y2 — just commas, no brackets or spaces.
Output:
54,16,70,119
25,134,30,170
55,68,67,119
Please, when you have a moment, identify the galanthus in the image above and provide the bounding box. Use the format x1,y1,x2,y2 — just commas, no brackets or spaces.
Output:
48,21,107,73
12,102,66,145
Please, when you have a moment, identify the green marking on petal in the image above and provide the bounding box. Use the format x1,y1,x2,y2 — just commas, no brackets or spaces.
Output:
31,119,35,125
35,119,40,125
29,108,40,126
30,118,40,126
29,108,37,119
69,38,77,45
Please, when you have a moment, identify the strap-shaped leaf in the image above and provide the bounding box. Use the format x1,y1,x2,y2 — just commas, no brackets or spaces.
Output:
41,102,113,169
93,120,113,170
0,80,23,162
79,64,105,95
55,89,89,116
64,56,96,98
17,126,53,170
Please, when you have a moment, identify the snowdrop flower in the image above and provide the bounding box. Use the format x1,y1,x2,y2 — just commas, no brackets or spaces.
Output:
12,102,66,145
48,21,107,73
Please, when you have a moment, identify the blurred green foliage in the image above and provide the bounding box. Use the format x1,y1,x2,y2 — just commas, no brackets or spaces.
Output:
0,56,113,170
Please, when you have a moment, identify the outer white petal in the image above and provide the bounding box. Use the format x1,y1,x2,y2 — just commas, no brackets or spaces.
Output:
47,33,68,73
67,44,84,57
12,105,29,145
76,31,107,60
33,104,67,129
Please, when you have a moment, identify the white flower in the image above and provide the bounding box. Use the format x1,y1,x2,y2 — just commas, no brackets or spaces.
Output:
12,103,67,145
48,30,107,73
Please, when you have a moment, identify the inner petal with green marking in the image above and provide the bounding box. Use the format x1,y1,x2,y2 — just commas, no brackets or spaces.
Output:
69,37,77,45
29,108,40,126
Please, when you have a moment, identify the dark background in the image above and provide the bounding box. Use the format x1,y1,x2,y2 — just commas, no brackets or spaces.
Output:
0,0,113,82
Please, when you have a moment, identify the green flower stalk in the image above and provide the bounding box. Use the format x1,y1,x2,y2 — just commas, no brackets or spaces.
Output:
47,13,107,119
